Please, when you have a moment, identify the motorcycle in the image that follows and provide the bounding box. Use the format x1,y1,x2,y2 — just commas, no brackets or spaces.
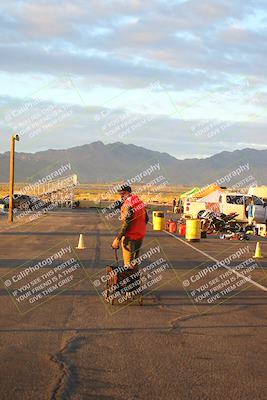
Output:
200,210,243,234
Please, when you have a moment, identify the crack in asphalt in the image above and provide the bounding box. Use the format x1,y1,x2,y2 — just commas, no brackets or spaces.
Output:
168,303,247,330
49,264,81,400
49,333,86,400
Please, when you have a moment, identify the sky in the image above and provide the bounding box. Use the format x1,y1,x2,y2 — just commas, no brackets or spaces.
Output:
0,0,267,159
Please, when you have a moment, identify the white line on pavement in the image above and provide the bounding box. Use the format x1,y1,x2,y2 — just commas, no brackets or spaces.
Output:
162,229,267,293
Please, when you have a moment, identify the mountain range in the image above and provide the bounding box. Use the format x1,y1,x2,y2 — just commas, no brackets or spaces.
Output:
0,141,266,186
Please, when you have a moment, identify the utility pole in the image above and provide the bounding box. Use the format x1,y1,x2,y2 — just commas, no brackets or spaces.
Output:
8,134,20,223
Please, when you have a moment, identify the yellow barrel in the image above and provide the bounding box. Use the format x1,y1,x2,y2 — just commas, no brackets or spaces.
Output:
186,219,201,241
153,211,165,231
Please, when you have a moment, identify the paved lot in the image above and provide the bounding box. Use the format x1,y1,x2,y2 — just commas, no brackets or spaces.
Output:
1,209,267,400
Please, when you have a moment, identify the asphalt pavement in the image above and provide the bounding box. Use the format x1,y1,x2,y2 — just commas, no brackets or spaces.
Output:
1,209,267,400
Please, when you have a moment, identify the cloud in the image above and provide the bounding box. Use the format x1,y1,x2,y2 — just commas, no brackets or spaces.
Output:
0,42,218,90
1,0,266,85
0,0,266,157
0,94,266,158
21,3,82,37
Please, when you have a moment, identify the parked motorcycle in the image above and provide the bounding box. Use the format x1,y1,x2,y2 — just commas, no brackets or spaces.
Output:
200,210,243,234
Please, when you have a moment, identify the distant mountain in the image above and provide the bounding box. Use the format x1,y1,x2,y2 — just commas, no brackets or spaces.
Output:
0,141,266,186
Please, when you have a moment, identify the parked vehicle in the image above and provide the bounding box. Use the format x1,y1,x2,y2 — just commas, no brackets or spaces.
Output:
248,186,267,203
184,192,267,224
0,194,47,211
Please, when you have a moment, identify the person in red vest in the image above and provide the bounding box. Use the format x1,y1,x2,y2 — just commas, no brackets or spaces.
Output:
112,184,148,269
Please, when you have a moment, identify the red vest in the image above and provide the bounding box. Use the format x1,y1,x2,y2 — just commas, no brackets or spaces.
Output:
121,194,147,240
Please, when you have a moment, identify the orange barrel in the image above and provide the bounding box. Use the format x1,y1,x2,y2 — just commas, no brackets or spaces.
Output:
179,224,186,236
169,221,177,233
186,219,201,242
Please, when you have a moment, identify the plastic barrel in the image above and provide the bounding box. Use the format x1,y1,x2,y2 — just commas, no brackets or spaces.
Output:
169,221,177,233
165,220,170,230
179,224,186,236
153,211,165,231
186,219,201,241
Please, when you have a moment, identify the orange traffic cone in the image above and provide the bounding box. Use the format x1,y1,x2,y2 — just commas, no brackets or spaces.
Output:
76,234,86,250
253,242,264,259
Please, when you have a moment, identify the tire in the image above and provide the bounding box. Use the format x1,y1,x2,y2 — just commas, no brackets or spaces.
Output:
227,223,242,233
197,210,206,219
206,223,216,234
245,225,254,234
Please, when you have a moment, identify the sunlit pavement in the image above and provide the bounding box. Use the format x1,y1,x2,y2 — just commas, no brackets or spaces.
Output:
1,209,267,400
